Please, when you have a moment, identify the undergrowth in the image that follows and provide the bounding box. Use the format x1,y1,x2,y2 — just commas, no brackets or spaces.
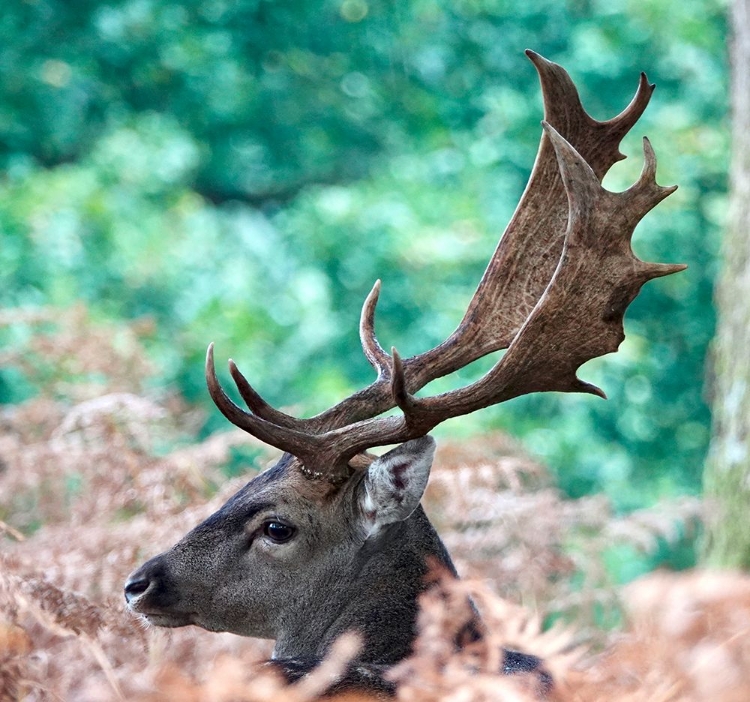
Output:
0,308,747,701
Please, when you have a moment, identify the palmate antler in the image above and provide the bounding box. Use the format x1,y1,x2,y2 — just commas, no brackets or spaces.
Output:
206,51,685,483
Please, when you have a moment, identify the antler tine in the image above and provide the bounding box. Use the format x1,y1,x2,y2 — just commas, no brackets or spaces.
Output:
602,73,655,162
359,280,391,377
205,343,320,461
389,347,412,414
228,359,309,430
623,137,679,218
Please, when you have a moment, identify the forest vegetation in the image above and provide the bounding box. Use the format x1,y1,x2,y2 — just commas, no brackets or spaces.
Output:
2,0,748,700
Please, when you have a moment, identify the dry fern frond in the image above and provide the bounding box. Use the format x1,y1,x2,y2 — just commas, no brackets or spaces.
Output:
2,309,745,702
560,571,750,702
425,440,703,642
1,305,155,401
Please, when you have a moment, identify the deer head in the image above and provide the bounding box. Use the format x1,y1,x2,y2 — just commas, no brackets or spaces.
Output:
125,51,684,666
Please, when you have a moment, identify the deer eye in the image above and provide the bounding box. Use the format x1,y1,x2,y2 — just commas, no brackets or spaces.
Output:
262,520,295,544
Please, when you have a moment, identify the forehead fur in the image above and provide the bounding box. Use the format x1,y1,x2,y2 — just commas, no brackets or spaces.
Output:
249,453,347,502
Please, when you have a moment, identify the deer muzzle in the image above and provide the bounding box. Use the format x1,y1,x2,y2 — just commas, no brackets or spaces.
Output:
124,555,194,627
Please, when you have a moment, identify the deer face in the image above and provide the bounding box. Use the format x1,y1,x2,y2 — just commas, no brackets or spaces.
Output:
124,438,435,638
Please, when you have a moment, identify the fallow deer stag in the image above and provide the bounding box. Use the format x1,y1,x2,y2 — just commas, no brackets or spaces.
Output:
125,50,684,696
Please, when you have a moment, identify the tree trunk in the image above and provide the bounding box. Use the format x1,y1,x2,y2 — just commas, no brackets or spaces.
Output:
702,0,750,569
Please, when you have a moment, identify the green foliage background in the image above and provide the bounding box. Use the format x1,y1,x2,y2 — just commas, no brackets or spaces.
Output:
0,0,727,510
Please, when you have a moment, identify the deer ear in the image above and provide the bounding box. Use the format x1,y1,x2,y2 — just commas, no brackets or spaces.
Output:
358,436,435,537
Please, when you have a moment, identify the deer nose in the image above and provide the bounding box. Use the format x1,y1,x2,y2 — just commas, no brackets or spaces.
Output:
124,556,177,610
124,575,151,603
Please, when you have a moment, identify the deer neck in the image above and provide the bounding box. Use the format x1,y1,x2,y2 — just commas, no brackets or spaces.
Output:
272,505,457,664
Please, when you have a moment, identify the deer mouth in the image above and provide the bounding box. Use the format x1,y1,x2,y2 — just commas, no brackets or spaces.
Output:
135,610,194,628
126,591,195,628
127,600,195,628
